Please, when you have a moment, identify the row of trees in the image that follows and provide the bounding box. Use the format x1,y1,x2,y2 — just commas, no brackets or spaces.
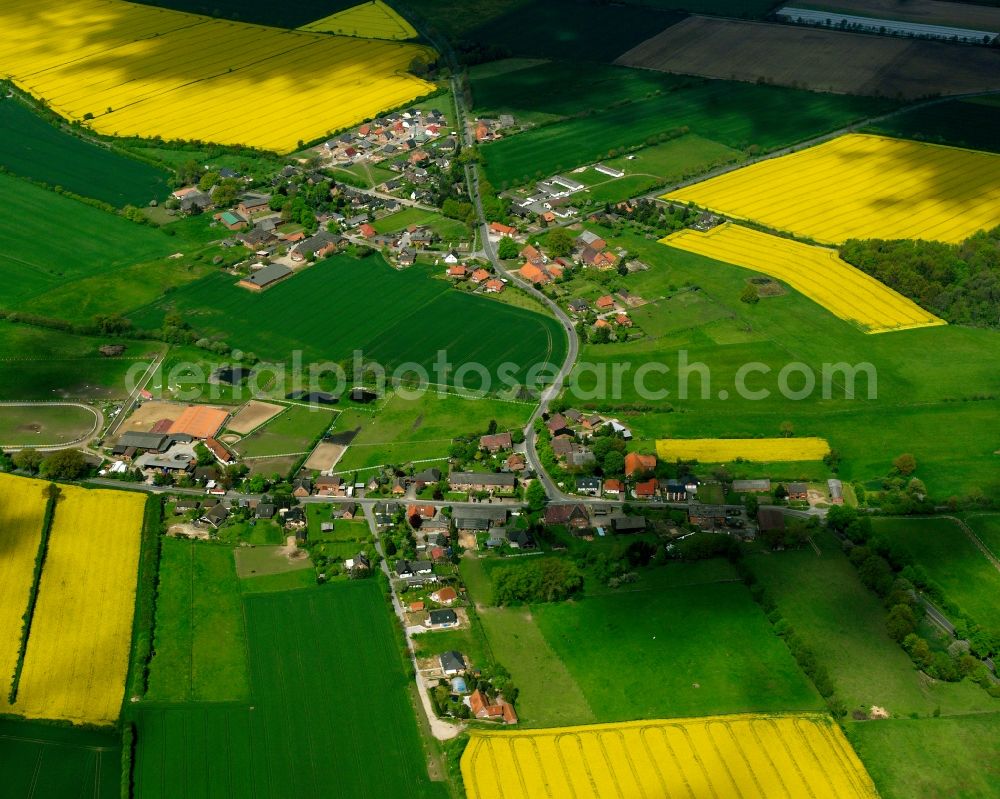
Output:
491,558,584,605
829,505,999,671
1,448,90,480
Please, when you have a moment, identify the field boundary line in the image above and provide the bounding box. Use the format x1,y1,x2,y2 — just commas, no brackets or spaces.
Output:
941,514,1000,574
240,451,311,460
228,402,293,439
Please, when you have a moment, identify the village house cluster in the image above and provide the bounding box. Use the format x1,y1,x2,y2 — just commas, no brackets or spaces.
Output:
318,107,451,167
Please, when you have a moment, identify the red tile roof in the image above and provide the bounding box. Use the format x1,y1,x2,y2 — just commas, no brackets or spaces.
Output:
635,478,658,497
625,452,657,478
520,263,550,285
407,504,436,520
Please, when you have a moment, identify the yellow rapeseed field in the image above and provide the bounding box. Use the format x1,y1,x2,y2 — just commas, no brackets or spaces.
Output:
300,1,419,40
656,437,831,462
0,474,50,699
4,486,145,725
661,223,945,333
0,0,435,153
463,714,878,799
664,133,1000,244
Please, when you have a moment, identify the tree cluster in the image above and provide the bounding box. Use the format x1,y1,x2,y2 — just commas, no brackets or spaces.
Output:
491,558,583,605
840,227,1000,328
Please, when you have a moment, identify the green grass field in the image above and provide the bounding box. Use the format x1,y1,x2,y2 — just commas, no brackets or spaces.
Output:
533,568,822,722
306,505,371,541
233,545,313,579
128,254,566,388
847,713,1000,799
477,66,897,186
372,207,470,241
866,97,1000,155
0,403,96,446
239,568,318,593
746,531,998,717
233,404,336,458
476,605,597,727
0,322,163,400
564,223,1000,500
0,719,119,799
333,391,533,472
20,254,218,325
872,517,1000,641
464,556,820,724
146,540,250,702
0,99,169,207
0,174,174,309
134,583,448,798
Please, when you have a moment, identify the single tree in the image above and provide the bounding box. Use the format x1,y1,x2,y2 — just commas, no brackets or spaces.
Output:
893,453,917,476
525,480,547,512
12,448,43,474
497,236,519,259
545,228,574,258
740,284,759,304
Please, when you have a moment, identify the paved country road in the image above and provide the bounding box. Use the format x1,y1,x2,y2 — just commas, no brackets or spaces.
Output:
450,75,581,501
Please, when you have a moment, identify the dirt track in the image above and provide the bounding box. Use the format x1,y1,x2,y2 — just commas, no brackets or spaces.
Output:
616,17,1000,99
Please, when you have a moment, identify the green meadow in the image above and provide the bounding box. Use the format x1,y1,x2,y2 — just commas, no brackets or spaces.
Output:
146,540,250,702
464,557,821,726
847,713,1000,799
133,582,447,799
332,391,533,472
128,254,567,388
746,531,997,718
0,98,169,206
0,321,163,400
0,173,173,309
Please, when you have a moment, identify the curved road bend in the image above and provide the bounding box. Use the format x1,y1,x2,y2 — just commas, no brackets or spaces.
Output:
451,78,580,500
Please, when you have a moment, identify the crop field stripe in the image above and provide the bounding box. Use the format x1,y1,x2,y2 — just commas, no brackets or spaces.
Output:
464,715,877,799
299,0,418,40
0,474,49,701
661,225,944,333
5,486,145,724
665,134,1000,244
655,436,831,462
1,0,436,153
